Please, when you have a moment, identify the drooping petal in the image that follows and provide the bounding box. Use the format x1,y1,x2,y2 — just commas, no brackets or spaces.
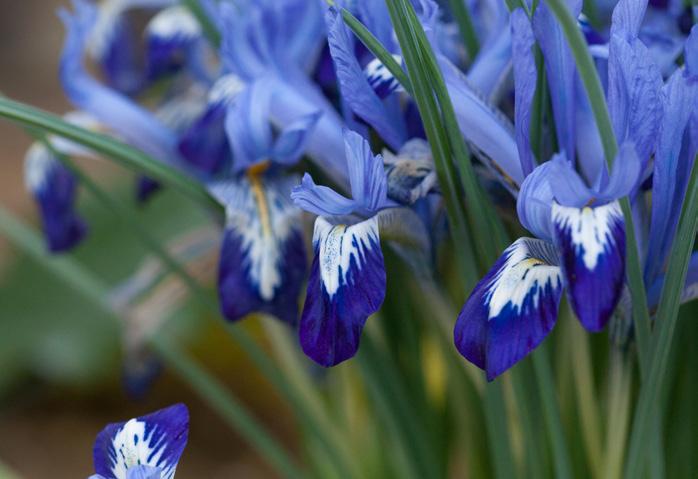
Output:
645,38,698,283
300,216,386,367
326,8,407,150
532,0,582,164
93,404,188,479
510,8,538,176
59,0,178,166
145,6,202,80
25,143,87,253
597,142,643,199
210,175,306,324
552,201,625,332
547,153,596,207
454,238,563,380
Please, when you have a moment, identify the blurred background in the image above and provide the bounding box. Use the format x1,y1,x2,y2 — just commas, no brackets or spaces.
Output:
0,2,294,477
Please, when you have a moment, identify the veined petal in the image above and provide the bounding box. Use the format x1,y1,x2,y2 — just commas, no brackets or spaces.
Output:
93,404,188,479
344,129,389,215
552,201,625,332
326,8,407,150
607,34,663,171
454,238,563,380
510,8,537,176
59,0,178,166
25,143,87,253
210,175,306,324
646,50,698,283
300,216,386,367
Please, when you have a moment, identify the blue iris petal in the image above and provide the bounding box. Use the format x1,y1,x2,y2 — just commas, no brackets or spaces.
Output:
454,238,563,380
92,404,188,479
300,216,386,367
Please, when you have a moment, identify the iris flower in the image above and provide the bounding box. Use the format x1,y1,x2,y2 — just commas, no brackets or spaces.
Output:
88,404,188,479
454,0,698,380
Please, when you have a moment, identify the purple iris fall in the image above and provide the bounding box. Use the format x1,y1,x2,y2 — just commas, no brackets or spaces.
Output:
88,404,189,479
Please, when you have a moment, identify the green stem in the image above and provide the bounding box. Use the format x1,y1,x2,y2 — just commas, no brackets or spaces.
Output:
532,346,573,479
624,161,698,478
446,0,480,59
0,206,303,478
602,351,632,479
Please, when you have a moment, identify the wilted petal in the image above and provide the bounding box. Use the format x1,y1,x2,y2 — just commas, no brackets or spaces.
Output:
326,8,406,150
510,8,537,176
211,176,306,324
25,143,87,252
300,216,386,367
454,238,563,380
552,201,625,332
93,404,188,479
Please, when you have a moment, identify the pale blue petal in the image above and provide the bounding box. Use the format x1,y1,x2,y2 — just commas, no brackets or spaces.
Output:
273,112,323,165
344,129,389,215
597,142,642,200
510,8,537,176
532,1,582,164
467,28,512,101
645,48,698,282
291,173,358,217
326,8,407,150
517,161,556,241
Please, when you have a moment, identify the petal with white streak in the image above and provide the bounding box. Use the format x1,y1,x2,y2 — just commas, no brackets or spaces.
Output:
454,238,563,380
92,404,188,479
300,216,386,367
211,175,306,324
552,201,625,332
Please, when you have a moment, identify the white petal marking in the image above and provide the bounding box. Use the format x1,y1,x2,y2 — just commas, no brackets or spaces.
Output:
315,216,380,297
146,6,200,39
111,419,169,479
485,238,561,319
552,202,622,270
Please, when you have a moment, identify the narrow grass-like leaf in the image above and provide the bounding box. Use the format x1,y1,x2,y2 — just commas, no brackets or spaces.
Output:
624,160,698,478
0,97,223,216
446,0,480,59
0,205,304,479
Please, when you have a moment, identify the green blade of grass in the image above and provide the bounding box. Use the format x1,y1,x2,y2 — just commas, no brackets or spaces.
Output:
624,160,698,478
446,0,480,59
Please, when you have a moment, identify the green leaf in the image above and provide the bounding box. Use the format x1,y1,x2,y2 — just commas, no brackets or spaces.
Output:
0,97,223,216
623,159,698,478
445,0,480,59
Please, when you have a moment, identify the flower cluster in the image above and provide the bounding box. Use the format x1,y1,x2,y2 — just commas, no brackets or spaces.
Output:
28,0,698,380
